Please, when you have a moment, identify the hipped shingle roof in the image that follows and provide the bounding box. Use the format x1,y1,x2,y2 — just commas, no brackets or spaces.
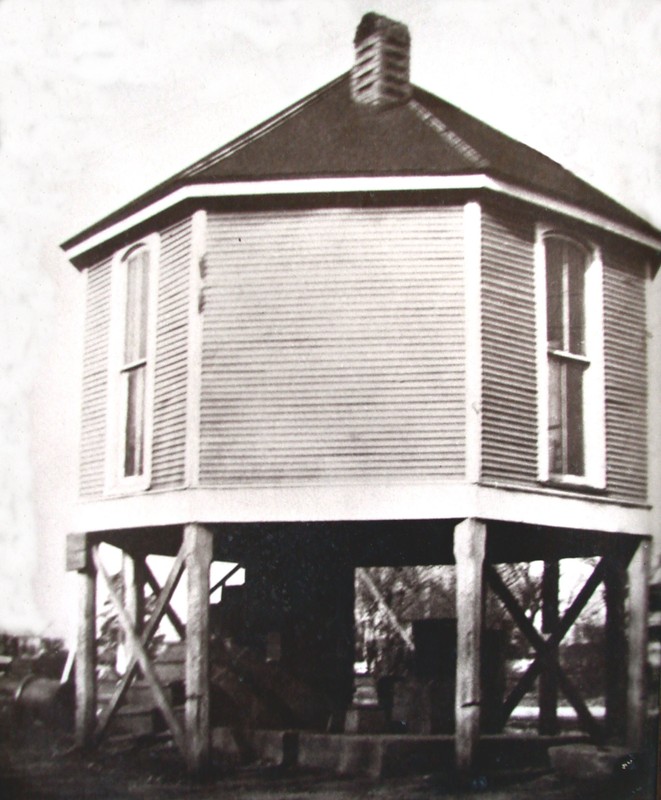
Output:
63,72,661,251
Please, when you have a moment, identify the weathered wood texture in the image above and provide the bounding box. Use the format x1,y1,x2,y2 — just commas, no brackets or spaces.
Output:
604,555,627,739
200,206,466,485
144,560,186,640
78,203,649,505
79,258,112,497
487,559,605,739
627,539,650,750
184,524,213,774
151,216,192,489
66,532,91,572
357,567,414,649
453,518,486,775
79,217,192,499
75,543,97,749
480,207,537,484
539,560,559,735
93,548,186,754
122,553,145,636
481,205,648,502
94,544,186,744
602,248,648,501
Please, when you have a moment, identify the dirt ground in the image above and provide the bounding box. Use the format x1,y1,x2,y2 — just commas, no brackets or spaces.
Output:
0,722,657,800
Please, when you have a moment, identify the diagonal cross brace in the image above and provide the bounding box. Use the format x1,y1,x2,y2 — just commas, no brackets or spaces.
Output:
357,568,414,650
95,547,186,742
486,559,607,737
143,560,186,641
93,547,186,754
209,563,241,597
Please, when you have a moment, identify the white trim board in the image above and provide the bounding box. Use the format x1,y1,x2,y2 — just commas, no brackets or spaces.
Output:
63,175,661,261
71,482,650,535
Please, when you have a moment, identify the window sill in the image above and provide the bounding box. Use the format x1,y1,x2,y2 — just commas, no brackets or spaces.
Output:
538,478,607,496
105,477,152,496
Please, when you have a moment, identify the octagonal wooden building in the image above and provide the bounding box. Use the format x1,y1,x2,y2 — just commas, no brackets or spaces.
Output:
62,13,661,776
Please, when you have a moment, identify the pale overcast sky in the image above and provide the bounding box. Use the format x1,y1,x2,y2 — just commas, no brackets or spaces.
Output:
1,0,660,638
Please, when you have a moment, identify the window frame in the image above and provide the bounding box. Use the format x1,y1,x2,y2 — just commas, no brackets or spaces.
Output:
535,227,606,489
105,234,159,494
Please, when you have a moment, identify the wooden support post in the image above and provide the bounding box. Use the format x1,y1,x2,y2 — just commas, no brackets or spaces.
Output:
539,560,559,735
627,538,650,751
120,552,145,674
184,523,213,775
123,552,145,634
75,539,97,750
604,555,627,739
454,518,486,777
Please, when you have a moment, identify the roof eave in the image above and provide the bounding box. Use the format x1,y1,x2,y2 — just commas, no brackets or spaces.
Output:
61,174,661,269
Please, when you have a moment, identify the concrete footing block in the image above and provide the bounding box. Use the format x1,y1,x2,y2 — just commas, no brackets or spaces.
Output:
344,706,387,734
338,737,383,778
297,733,340,772
211,727,298,767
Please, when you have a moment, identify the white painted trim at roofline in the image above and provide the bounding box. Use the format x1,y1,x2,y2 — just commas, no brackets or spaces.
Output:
63,175,661,260
71,482,650,535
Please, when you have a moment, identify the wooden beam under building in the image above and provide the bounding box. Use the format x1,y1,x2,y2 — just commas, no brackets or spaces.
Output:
123,552,145,635
74,536,97,750
539,560,559,735
121,552,145,673
453,517,486,777
604,554,628,739
184,523,213,774
627,537,650,751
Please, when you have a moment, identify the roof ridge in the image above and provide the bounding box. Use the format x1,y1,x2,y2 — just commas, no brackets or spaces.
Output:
408,97,488,169
179,72,350,179
411,84,584,177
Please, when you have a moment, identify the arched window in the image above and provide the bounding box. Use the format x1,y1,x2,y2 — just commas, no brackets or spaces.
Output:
537,232,605,486
545,237,588,476
121,245,150,477
107,235,158,492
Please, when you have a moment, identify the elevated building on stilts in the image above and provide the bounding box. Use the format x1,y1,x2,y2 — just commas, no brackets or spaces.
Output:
61,12,661,778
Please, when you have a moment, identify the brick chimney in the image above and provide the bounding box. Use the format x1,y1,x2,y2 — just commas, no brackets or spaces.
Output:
350,13,412,108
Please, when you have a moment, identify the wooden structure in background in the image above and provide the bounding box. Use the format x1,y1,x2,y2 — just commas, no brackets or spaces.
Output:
62,13,660,777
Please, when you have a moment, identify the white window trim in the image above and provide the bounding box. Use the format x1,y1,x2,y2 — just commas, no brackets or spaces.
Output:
535,226,606,489
105,233,160,495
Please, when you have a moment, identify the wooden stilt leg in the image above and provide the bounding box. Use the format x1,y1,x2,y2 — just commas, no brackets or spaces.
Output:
123,552,145,634
75,541,97,750
627,538,650,751
184,524,213,774
454,518,486,777
120,552,145,674
539,560,559,735
604,555,627,740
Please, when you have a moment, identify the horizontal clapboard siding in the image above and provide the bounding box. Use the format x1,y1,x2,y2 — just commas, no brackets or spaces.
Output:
481,208,538,483
151,217,192,488
79,258,112,497
200,206,465,485
603,250,647,501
